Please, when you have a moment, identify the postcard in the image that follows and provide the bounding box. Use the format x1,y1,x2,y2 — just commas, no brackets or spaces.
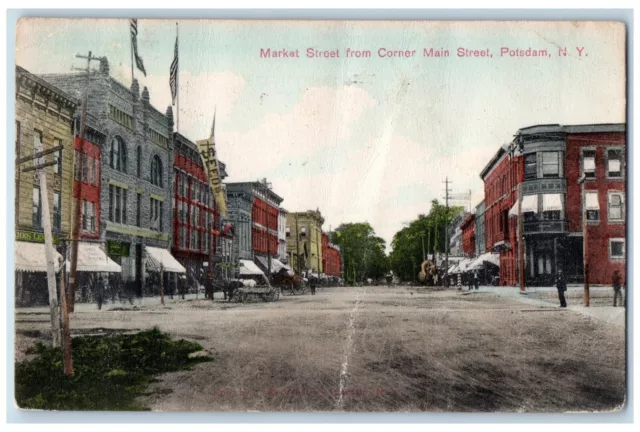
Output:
13,18,626,413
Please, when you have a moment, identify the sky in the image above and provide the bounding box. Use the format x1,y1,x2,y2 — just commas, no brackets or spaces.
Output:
15,19,626,251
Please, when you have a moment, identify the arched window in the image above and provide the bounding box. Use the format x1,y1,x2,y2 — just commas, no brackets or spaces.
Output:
136,146,142,177
151,155,163,187
110,136,127,172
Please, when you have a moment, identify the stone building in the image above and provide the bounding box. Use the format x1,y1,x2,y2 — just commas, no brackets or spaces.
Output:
41,58,184,295
286,209,325,274
225,180,285,276
14,66,78,305
278,207,289,264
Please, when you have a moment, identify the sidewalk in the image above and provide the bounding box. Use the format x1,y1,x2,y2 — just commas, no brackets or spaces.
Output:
480,285,626,328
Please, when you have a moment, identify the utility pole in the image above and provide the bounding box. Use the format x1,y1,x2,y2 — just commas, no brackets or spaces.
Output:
443,177,451,287
421,233,426,262
17,140,63,348
517,182,526,294
69,51,104,313
295,214,301,275
578,176,590,306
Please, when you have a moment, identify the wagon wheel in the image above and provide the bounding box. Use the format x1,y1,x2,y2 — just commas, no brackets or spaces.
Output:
237,290,248,303
263,287,277,302
294,284,304,295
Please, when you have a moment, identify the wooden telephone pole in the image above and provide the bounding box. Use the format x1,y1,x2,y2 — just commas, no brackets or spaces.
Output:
68,51,104,313
443,177,451,287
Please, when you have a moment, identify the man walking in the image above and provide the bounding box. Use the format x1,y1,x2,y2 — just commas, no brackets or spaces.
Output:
556,268,567,308
473,270,480,290
612,270,623,307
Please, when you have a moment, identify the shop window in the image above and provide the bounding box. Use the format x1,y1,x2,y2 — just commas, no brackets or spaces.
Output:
582,150,596,179
542,211,561,221
110,136,127,172
53,192,61,231
607,149,623,178
151,155,163,187
524,153,537,180
608,192,625,222
32,187,41,229
609,238,625,260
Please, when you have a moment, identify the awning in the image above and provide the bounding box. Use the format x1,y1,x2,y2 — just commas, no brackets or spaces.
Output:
65,242,121,273
255,256,290,274
238,259,265,276
542,194,563,212
15,241,62,273
145,247,186,273
508,202,519,217
467,252,501,271
522,194,538,213
585,192,599,210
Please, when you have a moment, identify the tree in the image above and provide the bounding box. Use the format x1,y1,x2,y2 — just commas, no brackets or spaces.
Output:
331,222,389,284
389,200,464,282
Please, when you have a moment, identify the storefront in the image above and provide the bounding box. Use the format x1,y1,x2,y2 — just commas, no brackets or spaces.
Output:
14,240,63,306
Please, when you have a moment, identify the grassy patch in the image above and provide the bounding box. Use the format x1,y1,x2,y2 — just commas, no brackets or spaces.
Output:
15,327,213,411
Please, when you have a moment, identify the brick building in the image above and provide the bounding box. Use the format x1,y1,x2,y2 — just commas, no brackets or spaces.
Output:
278,207,289,264
460,214,476,257
172,133,226,285
321,232,342,277
225,180,285,275
14,66,78,305
480,123,626,287
480,144,522,286
286,209,325,274
42,58,184,294
474,200,486,258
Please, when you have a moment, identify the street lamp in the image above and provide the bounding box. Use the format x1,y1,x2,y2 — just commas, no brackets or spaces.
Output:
577,174,589,306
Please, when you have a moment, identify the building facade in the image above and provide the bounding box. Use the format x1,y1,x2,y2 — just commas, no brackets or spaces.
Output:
42,58,177,292
172,133,223,285
278,207,289,263
321,232,342,277
447,210,470,258
286,209,325,274
460,214,476,257
15,66,78,304
480,144,522,286
474,200,486,258
225,180,284,274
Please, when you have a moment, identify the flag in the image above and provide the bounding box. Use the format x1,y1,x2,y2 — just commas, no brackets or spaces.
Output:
170,35,178,105
130,19,147,77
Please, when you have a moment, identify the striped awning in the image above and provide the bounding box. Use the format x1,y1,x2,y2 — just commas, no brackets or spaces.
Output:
145,246,186,273
65,242,121,273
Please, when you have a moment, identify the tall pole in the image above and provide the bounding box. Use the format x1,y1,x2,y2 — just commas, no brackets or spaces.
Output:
295,214,301,274
582,182,590,306
421,233,426,262
176,22,180,133
39,168,62,347
130,27,134,85
444,177,450,287
59,241,73,374
69,51,102,313
518,182,526,293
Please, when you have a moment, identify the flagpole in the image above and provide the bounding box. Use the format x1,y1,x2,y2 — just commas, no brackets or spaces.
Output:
130,20,134,85
176,21,180,134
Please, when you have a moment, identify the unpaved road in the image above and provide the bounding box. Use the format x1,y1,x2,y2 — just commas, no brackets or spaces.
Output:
14,286,626,412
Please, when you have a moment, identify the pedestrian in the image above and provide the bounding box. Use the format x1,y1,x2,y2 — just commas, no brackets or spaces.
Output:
474,270,480,290
556,269,567,308
467,272,473,291
612,270,623,307
310,277,317,295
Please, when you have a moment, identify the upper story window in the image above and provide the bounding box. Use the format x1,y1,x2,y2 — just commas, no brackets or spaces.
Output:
524,153,537,180
542,152,560,178
582,149,596,179
136,146,142,177
110,136,127,172
585,191,599,222
32,187,41,229
608,191,625,222
52,139,62,176
607,149,624,179
151,155,163,187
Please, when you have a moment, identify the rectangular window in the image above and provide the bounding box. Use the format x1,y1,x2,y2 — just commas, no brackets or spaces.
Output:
607,149,623,178
81,153,88,182
542,152,559,178
610,239,625,260
542,211,561,221
53,192,61,231
88,156,96,184
193,182,199,203
585,191,599,222
150,198,163,232
115,187,122,223
122,190,128,225
32,187,41,229
81,200,96,232
136,193,142,227
191,230,197,251
109,185,114,221
180,226,186,249
583,150,596,179
608,192,625,222
53,139,62,176
524,153,537,180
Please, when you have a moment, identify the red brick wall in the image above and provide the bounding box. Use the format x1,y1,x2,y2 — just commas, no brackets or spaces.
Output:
73,136,100,239
460,215,476,256
565,132,626,285
482,150,523,285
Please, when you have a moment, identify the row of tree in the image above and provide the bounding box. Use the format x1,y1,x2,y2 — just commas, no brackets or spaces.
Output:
327,200,463,284
389,200,463,282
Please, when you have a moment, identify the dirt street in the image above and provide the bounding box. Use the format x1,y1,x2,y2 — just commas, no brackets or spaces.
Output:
14,286,626,412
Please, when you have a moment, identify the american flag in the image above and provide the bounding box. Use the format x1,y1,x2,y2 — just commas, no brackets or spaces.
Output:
170,35,178,105
130,19,147,77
